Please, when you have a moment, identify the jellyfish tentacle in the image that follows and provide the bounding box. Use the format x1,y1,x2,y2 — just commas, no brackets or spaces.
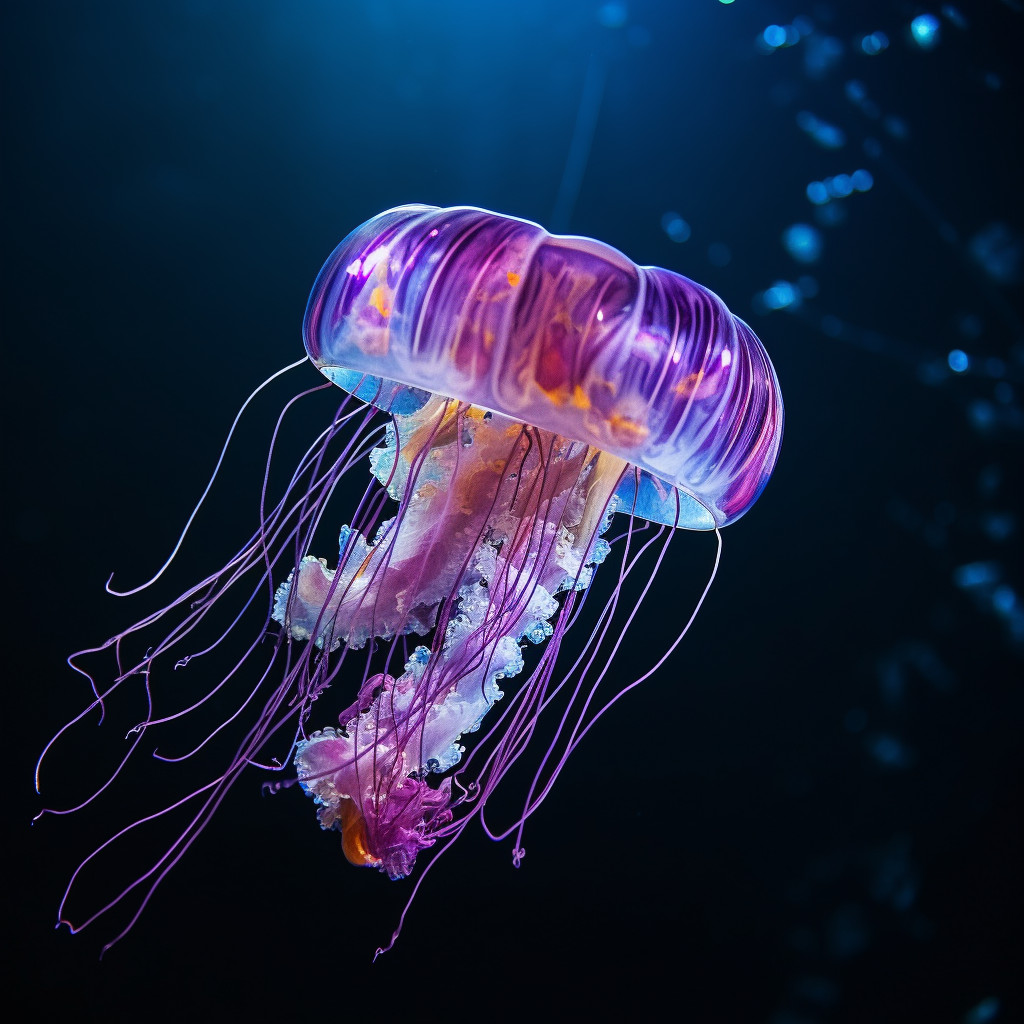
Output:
294,405,625,877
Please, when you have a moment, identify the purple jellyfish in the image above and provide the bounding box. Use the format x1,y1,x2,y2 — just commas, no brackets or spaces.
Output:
37,205,783,951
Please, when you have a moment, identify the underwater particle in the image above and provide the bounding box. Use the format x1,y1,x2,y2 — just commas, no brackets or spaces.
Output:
806,181,830,205
782,223,824,264
964,998,1001,1024
992,586,1017,616
761,24,788,50
953,562,1001,589
860,31,889,55
850,168,874,191
791,16,813,37
845,79,868,105
941,5,968,30
827,174,854,198
866,732,914,769
947,349,969,373
815,203,847,227
597,2,628,29
982,512,1014,543
910,13,941,49
796,275,818,298
796,110,846,149
884,115,909,139
957,314,983,340
759,280,800,312
968,222,1022,285
968,399,996,433
661,211,691,243
820,314,843,337
804,34,843,78
707,242,732,267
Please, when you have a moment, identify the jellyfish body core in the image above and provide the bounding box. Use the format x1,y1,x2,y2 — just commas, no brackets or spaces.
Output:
38,205,782,947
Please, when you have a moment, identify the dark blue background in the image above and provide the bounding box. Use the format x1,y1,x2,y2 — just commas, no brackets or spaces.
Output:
5,2,1021,1020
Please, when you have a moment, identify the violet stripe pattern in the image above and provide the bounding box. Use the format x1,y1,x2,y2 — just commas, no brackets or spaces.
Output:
303,204,783,527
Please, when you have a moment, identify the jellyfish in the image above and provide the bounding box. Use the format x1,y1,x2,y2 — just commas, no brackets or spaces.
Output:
37,205,782,950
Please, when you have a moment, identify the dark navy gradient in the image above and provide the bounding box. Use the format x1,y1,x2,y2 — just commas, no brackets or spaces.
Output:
5,2,1020,1020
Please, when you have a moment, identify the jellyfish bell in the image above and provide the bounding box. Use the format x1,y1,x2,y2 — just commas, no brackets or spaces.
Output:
37,204,782,949
305,205,781,531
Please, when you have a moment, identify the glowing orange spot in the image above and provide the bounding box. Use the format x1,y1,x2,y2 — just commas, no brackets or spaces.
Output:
338,797,382,869
507,271,520,286
538,385,569,406
369,285,391,318
607,413,650,446
571,385,591,410
673,370,704,397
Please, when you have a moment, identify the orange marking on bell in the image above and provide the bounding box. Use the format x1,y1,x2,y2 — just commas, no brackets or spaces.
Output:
607,413,650,445
369,285,391,318
673,369,704,397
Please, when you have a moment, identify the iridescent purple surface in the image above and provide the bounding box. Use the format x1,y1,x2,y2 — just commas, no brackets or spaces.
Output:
304,205,783,528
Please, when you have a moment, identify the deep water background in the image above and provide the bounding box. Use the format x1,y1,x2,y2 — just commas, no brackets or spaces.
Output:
4,2,1021,1021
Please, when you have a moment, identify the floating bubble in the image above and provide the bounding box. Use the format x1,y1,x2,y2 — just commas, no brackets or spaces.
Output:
992,586,1017,616
660,211,691,243
941,5,968,30
815,202,847,227
968,399,996,432
796,110,846,149
597,2,628,29
860,31,889,55
994,381,1013,404
782,223,824,263
759,280,800,311
806,181,830,205
797,275,819,297
845,79,868,104
910,13,941,49
947,349,969,373
968,222,1022,284
827,174,854,198
884,115,909,139
953,561,1000,588
821,314,843,337
981,512,1015,542
964,998,1002,1024
866,732,914,769
850,168,874,191
804,34,843,78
